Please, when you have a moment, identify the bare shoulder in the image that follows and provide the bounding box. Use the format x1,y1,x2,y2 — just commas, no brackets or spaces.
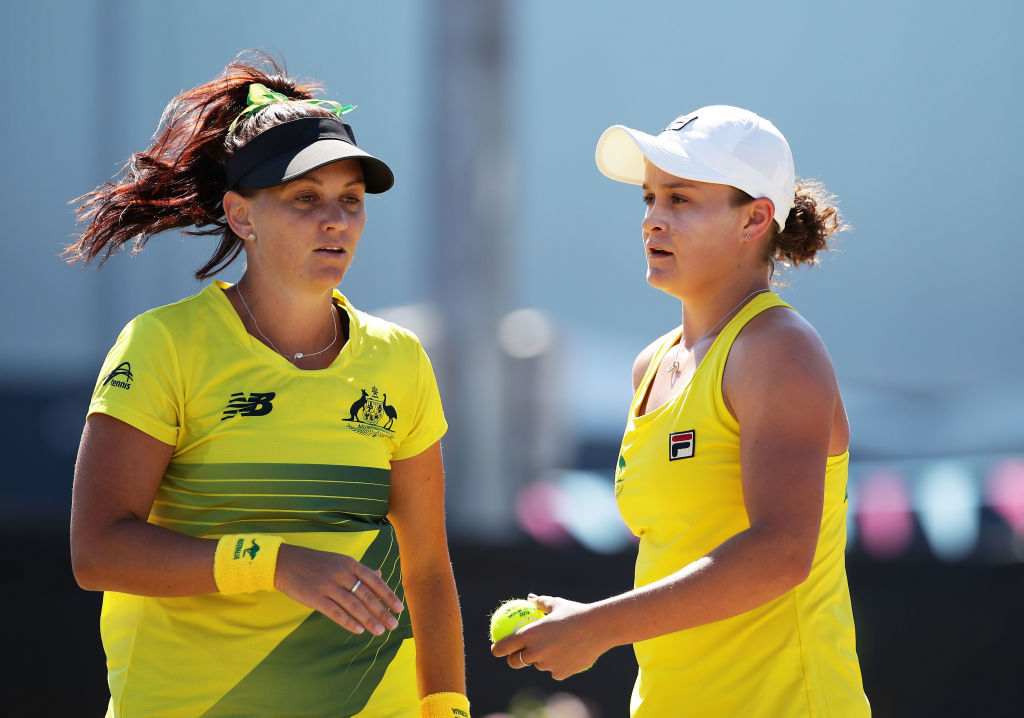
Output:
632,327,680,393
726,307,837,403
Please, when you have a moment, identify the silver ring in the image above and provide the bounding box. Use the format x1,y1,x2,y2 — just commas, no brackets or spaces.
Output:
350,579,362,593
517,650,528,668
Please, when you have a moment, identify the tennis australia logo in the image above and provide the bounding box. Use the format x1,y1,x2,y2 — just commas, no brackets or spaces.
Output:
344,385,397,438
102,362,134,390
669,430,696,460
221,392,276,420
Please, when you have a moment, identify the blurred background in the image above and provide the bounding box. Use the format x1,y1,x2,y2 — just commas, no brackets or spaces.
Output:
2,0,1022,715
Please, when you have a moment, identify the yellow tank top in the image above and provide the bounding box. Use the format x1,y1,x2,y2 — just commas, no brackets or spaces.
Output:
615,293,870,717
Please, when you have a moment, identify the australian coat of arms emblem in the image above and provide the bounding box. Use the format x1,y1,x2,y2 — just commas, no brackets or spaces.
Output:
344,386,397,438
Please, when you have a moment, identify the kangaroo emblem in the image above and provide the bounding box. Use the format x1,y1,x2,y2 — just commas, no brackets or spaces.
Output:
344,387,396,437
347,389,368,421
381,394,398,430
242,539,260,560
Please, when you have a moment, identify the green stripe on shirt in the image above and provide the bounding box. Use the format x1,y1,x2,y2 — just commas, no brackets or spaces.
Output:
152,462,391,535
201,526,411,716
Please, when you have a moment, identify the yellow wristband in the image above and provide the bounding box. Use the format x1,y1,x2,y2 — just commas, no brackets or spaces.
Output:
420,692,470,718
213,534,283,594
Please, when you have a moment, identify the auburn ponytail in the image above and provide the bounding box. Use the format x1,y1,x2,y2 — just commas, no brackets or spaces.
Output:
65,50,335,280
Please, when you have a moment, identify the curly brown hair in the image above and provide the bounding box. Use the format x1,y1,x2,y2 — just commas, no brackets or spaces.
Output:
732,179,848,279
65,50,340,279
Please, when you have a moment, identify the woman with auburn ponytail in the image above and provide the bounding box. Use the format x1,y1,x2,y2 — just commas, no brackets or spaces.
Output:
68,52,469,718
492,107,871,716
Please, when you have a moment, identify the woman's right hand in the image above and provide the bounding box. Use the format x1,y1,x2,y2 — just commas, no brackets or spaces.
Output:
274,544,404,635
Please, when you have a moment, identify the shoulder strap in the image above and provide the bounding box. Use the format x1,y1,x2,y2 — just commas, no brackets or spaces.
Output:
705,291,793,415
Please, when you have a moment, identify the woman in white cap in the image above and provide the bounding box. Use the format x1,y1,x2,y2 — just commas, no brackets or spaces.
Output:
66,53,469,718
493,106,870,716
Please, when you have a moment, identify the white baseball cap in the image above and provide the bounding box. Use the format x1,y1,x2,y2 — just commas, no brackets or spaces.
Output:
595,105,795,230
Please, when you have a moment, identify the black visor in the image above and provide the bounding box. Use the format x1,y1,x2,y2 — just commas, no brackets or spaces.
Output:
225,117,394,193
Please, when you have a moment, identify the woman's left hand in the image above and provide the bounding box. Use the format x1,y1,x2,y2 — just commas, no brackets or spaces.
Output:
490,594,607,680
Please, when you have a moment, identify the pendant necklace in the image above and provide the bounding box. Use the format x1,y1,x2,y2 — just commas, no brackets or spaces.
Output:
666,288,770,374
237,280,338,363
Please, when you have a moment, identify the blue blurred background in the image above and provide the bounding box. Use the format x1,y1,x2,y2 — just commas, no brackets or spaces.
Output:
2,1,1022,716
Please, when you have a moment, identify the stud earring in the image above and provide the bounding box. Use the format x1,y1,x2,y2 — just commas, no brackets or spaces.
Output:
744,234,750,241
247,233,256,241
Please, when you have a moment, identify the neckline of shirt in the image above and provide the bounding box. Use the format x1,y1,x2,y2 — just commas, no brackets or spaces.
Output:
630,291,782,425
209,280,361,374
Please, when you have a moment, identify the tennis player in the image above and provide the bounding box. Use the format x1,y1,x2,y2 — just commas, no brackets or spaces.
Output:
67,53,469,718
492,106,870,717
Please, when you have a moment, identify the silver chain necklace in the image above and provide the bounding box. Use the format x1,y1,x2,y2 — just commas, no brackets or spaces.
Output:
666,288,770,374
236,279,338,363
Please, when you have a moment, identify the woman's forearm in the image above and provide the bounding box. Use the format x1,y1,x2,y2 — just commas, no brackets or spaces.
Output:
592,524,812,650
71,517,218,596
403,566,467,696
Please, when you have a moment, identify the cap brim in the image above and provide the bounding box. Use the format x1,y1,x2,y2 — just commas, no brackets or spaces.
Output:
240,139,395,194
595,125,735,188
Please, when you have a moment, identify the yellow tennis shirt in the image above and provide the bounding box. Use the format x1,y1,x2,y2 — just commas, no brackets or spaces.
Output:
88,281,446,717
615,293,870,717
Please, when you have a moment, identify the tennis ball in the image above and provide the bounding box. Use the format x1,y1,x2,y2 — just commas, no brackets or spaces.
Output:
489,599,544,643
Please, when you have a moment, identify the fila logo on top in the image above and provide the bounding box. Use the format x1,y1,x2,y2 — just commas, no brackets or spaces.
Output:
669,430,696,460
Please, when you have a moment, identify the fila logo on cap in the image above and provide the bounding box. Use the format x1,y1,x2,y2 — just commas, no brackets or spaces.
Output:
669,430,696,460
664,113,698,132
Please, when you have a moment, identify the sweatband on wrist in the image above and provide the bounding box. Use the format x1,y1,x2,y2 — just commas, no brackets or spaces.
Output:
420,691,470,718
213,534,283,594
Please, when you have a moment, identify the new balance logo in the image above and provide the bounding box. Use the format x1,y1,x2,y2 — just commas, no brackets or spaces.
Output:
221,392,276,420
669,430,695,460
102,362,134,390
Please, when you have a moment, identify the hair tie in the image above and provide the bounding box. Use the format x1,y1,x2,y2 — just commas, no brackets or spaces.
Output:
228,82,355,133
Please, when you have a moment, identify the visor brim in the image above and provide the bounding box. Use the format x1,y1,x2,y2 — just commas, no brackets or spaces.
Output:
235,138,394,194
